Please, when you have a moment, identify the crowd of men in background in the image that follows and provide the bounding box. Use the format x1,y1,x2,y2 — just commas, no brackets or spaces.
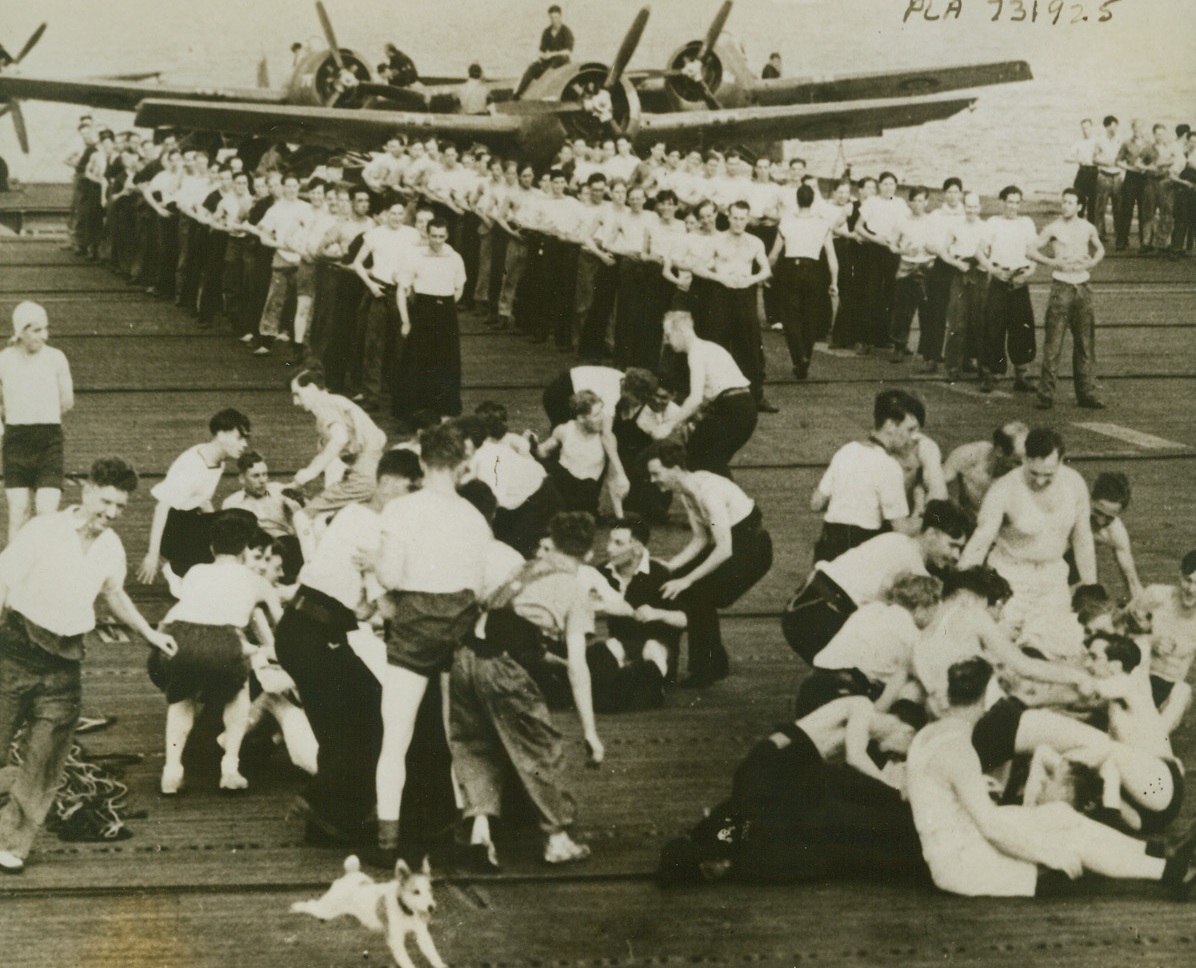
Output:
57,107,1195,426
1066,114,1196,257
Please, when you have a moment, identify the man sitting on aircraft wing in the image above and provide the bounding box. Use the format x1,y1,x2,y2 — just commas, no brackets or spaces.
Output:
514,4,575,100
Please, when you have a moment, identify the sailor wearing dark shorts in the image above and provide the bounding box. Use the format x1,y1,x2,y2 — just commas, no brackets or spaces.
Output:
0,302,74,538
140,409,251,589
372,425,491,853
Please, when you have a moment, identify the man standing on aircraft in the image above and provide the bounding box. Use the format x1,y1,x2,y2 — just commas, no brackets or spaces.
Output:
514,5,575,99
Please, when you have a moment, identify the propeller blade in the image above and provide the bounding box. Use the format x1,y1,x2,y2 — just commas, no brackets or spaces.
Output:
256,55,271,89
698,1,733,63
10,99,30,153
696,81,721,110
604,6,651,90
315,1,345,71
15,22,47,65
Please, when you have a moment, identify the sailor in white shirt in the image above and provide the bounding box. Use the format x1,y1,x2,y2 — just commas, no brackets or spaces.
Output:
0,457,176,873
1091,114,1123,239
0,302,75,539
256,175,313,349
769,184,838,379
1067,118,1099,222
976,185,1039,393
138,408,251,591
349,199,421,410
782,500,968,664
361,138,407,198
811,389,918,562
372,425,492,854
395,218,468,418
656,311,756,480
918,178,966,369
855,172,908,350
888,187,937,361
939,191,989,380
273,449,422,844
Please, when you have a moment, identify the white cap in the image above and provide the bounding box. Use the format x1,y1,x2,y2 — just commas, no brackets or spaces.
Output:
12,301,48,333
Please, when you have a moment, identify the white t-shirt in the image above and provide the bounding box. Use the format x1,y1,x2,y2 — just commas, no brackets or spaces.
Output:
814,601,919,683
570,366,624,414
378,489,491,594
364,224,421,285
983,216,1038,271
777,214,830,260
817,532,928,606
164,558,273,628
257,198,312,264
468,439,547,510
151,445,224,511
907,720,1038,897
858,195,910,243
0,507,126,638
0,346,72,425
298,502,383,611
818,440,909,530
690,338,750,401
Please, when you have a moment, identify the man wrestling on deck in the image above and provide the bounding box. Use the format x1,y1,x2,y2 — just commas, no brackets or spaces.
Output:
957,427,1093,658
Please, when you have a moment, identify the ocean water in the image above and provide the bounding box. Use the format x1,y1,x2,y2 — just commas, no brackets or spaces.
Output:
3,0,1194,195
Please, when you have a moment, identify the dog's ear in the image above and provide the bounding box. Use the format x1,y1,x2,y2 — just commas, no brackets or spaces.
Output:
395,858,412,879
420,855,431,876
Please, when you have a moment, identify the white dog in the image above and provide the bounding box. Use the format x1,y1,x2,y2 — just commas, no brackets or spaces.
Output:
291,854,448,968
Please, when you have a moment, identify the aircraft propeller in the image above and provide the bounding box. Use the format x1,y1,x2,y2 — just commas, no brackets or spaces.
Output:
0,22,47,153
549,6,650,138
666,0,732,109
315,1,361,106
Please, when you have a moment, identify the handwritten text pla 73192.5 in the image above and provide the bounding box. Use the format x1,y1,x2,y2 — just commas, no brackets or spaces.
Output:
903,0,1124,24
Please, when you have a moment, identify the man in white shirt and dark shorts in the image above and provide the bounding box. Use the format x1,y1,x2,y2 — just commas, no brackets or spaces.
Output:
811,390,917,562
372,424,491,857
0,302,74,542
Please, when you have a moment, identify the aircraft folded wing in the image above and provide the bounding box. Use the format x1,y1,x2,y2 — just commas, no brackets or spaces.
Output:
0,75,285,113
637,91,977,148
134,99,525,152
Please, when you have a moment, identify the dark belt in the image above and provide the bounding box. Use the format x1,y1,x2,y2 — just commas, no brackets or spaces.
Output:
715,387,752,400
785,256,820,265
1,610,85,668
413,293,454,305
806,569,856,615
290,585,358,633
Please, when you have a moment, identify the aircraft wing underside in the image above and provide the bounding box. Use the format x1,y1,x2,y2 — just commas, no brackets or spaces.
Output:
134,99,526,151
0,74,286,113
636,91,978,148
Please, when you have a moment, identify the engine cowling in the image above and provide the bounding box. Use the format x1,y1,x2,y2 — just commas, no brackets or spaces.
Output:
287,47,373,107
555,62,642,143
662,39,751,111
